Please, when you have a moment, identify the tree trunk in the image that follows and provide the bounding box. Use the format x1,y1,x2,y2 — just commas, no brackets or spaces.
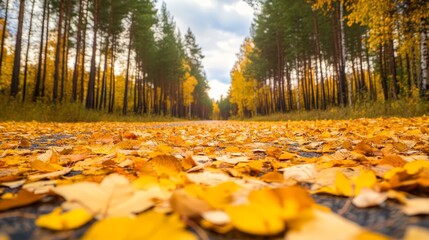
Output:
100,35,110,110
0,0,10,78
22,0,35,102
53,0,64,103
72,0,83,102
338,2,349,107
80,0,89,103
388,39,399,99
123,23,133,116
33,0,48,102
86,0,98,109
10,0,26,98
60,0,71,102
380,45,389,101
41,4,51,97
420,21,428,97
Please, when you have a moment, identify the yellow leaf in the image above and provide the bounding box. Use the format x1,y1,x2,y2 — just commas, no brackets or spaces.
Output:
36,207,92,230
82,211,196,240
203,182,240,209
334,171,353,196
132,176,159,190
226,204,284,236
82,216,134,240
314,171,353,197
354,170,377,195
404,160,429,175
404,226,429,240
279,152,295,160
30,160,63,173
354,231,390,240
287,209,381,240
261,171,284,183
151,155,182,177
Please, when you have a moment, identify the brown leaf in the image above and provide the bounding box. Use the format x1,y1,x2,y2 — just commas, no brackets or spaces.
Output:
0,189,45,211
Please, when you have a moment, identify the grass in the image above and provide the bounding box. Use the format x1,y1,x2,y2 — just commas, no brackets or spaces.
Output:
1,95,427,123
0,97,179,122
248,97,429,121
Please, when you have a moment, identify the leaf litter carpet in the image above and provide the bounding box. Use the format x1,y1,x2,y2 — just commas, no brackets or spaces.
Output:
0,118,429,239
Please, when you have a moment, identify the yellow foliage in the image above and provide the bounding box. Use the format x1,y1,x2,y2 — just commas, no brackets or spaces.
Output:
82,211,196,240
36,208,93,230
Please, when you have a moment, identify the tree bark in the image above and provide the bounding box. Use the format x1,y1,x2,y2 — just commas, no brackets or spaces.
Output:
420,21,428,97
22,0,35,102
72,0,84,102
33,0,48,102
86,0,99,109
10,0,26,98
0,0,10,78
53,0,64,103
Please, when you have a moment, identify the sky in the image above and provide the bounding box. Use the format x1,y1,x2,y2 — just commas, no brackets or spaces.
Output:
156,0,254,100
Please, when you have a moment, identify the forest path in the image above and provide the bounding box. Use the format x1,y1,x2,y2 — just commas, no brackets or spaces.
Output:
0,118,428,239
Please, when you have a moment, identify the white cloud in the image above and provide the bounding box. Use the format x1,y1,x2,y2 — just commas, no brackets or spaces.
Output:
157,0,254,99
223,1,254,17
208,80,230,101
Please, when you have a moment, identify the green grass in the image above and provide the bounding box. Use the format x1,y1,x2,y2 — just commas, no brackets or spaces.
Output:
0,97,179,122
248,97,429,121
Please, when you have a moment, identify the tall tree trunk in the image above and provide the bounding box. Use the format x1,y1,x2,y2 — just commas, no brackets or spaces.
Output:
72,0,83,102
86,0,98,109
99,36,109,110
0,0,10,78
10,0,26,98
53,0,64,103
60,0,72,102
123,25,133,116
41,4,50,97
80,0,89,103
338,2,349,107
33,0,48,102
420,21,428,97
313,13,326,110
22,0,35,102
388,39,399,99
108,47,115,113
380,45,389,101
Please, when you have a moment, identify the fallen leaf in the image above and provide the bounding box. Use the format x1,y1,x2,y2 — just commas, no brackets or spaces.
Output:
0,189,45,211
202,210,231,226
352,188,388,208
402,198,429,215
286,209,381,240
279,152,295,160
35,207,93,230
150,155,182,177
226,203,285,236
30,159,63,172
82,211,196,240
1,179,26,188
280,164,316,182
54,174,168,219
261,171,285,183
403,226,429,240
28,167,72,181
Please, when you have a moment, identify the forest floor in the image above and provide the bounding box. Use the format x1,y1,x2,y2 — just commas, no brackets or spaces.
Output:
0,119,429,240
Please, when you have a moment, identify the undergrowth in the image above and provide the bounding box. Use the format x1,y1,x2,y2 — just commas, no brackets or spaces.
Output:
248,97,428,121
0,97,179,122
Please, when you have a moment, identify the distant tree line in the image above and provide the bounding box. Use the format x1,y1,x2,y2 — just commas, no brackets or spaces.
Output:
222,0,428,118
0,0,212,119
